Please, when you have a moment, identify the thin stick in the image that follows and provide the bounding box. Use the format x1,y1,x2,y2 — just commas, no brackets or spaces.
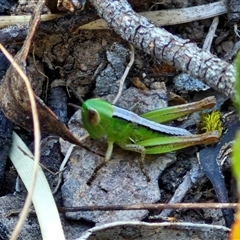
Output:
203,17,219,52
113,44,135,104
52,144,75,195
68,85,84,104
53,134,89,194
234,24,240,38
79,221,230,239
159,164,202,218
79,1,227,29
57,202,238,212
8,202,238,215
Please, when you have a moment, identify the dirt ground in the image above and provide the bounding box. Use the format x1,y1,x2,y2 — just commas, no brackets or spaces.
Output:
0,0,237,239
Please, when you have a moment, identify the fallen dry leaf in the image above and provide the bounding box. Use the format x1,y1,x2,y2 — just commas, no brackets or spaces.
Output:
0,0,84,146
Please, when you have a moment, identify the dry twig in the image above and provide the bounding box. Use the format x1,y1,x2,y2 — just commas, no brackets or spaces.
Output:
113,44,135,104
89,0,235,99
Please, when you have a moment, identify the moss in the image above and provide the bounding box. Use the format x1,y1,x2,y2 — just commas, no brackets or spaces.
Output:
199,111,223,135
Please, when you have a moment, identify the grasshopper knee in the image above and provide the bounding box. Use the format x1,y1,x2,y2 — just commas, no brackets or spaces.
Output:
139,150,150,182
121,144,150,181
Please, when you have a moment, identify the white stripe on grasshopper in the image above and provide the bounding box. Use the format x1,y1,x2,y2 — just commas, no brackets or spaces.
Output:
113,106,192,136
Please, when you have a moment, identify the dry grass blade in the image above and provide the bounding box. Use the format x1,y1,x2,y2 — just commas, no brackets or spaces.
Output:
0,1,66,237
0,1,46,238
0,40,41,240
0,0,50,238
79,1,227,29
0,14,64,29
9,132,65,240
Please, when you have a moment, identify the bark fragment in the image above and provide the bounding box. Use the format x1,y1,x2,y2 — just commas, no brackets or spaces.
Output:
228,0,240,24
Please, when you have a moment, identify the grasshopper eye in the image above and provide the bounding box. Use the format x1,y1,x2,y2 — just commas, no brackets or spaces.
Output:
88,108,100,126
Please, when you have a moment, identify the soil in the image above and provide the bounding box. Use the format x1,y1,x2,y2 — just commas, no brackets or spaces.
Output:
0,0,237,239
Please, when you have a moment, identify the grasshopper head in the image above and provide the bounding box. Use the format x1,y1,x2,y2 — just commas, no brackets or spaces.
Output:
81,98,113,139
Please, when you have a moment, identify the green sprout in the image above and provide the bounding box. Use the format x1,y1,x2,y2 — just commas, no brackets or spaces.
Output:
199,111,223,135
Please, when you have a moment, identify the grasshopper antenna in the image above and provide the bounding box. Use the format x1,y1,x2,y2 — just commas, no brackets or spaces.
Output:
68,103,81,109
68,85,84,105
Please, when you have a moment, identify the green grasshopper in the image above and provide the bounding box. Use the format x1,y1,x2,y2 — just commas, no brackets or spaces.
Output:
81,96,220,184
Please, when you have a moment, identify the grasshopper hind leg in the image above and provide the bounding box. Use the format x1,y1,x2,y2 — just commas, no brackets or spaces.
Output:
120,144,150,182
87,161,107,185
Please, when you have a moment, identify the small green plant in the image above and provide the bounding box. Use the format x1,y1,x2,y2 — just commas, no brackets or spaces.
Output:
230,52,240,239
199,111,223,135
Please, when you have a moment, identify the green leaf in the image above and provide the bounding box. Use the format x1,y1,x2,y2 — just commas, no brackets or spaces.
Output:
233,131,240,188
235,52,240,114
